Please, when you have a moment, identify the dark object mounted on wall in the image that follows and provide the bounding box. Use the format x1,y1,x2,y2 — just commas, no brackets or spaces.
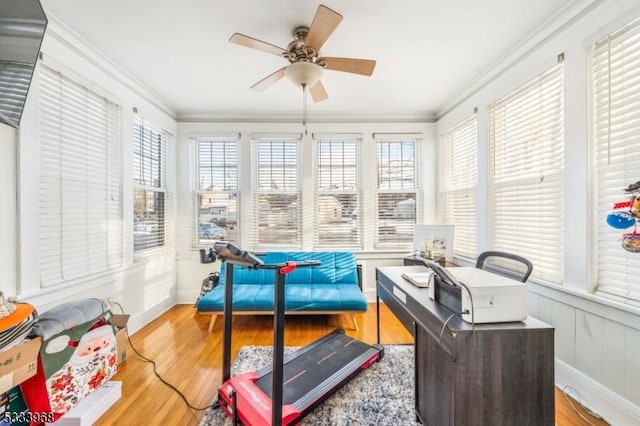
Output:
199,248,217,264
0,0,47,128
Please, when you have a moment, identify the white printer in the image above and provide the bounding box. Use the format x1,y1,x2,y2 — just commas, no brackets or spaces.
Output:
428,266,528,324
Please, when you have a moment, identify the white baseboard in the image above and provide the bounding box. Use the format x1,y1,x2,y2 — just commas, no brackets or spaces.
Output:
126,298,175,335
556,359,640,426
176,289,200,305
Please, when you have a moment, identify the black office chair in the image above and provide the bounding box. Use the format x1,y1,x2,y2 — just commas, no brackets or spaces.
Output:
475,251,533,283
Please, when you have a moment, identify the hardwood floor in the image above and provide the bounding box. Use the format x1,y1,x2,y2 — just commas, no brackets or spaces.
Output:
94,304,609,425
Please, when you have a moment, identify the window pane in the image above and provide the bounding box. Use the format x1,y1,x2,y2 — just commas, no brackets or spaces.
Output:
252,138,301,248
317,140,358,190
198,139,238,191
257,140,299,190
254,194,300,245
317,194,359,246
377,192,416,243
198,193,236,243
376,138,418,246
133,189,165,252
315,138,361,248
133,120,164,188
377,141,415,189
133,117,167,253
196,137,239,245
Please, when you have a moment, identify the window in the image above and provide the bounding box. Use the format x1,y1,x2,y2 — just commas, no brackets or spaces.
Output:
252,136,301,248
375,136,419,247
488,64,564,283
314,135,361,248
133,116,168,253
440,114,478,259
39,64,121,286
593,18,640,303
195,136,238,245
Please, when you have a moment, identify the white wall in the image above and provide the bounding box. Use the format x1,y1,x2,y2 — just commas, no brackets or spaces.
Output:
0,14,179,333
438,0,640,423
175,121,437,304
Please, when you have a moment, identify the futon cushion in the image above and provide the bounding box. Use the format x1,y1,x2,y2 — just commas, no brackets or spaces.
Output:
196,251,367,312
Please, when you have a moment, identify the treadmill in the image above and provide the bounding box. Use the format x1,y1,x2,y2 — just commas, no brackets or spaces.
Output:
212,243,383,426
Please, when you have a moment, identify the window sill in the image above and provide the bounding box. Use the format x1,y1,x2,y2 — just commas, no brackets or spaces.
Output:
527,280,640,330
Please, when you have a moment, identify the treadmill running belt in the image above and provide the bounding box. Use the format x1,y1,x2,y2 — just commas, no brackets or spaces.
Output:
254,333,374,406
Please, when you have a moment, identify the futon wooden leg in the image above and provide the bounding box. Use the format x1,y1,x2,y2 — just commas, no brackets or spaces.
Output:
208,314,217,332
351,314,358,331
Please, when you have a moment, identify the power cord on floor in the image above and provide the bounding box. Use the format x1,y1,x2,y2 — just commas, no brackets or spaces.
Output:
561,385,610,426
110,301,220,412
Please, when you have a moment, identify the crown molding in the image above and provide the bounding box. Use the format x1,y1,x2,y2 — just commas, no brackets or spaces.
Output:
176,111,437,124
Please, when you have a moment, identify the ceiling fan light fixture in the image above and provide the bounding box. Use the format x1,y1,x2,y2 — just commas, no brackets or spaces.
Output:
285,61,323,87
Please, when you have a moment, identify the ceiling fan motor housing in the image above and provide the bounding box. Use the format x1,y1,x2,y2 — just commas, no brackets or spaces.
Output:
285,61,323,87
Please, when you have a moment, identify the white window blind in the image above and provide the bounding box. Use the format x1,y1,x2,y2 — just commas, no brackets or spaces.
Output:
39,64,121,286
0,61,33,126
593,18,640,303
440,114,478,259
252,137,302,248
314,136,361,248
195,136,238,245
489,64,564,284
133,116,169,253
375,137,418,247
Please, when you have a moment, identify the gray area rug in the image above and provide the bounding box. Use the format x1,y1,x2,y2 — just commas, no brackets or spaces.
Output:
199,344,418,426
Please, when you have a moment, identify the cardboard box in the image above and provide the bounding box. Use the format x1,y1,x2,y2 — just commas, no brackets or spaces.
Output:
46,381,122,426
111,314,130,365
0,337,42,394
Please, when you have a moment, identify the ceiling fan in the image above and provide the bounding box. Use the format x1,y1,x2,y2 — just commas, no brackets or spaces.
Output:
229,4,376,103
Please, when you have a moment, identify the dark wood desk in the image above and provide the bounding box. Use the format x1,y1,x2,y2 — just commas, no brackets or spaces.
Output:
403,255,446,267
376,266,555,426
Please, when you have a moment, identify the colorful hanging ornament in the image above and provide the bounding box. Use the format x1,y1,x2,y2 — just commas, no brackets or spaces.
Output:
606,180,640,253
606,200,636,229
631,195,640,219
621,231,640,253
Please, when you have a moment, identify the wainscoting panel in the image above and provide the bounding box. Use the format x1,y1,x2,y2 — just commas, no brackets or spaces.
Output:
575,310,604,382
602,319,625,396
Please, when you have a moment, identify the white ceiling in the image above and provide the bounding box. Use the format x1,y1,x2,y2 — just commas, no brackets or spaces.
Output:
40,0,575,120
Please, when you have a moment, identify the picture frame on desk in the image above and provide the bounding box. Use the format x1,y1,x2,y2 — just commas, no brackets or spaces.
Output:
412,225,454,263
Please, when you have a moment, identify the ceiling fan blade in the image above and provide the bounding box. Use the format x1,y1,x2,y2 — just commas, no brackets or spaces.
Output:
305,5,343,52
309,80,328,102
250,67,286,91
321,57,376,76
229,33,288,57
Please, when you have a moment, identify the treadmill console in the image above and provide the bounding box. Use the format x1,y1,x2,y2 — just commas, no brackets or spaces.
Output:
213,242,264,268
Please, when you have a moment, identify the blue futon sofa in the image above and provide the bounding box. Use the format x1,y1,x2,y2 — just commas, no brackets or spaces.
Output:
196,251,368,331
